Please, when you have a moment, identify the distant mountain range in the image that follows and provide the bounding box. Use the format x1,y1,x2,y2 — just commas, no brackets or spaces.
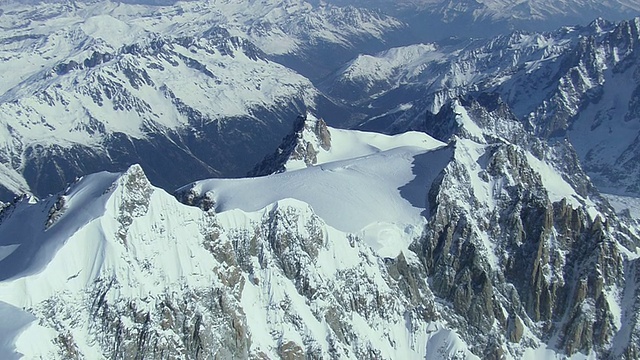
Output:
327,0,640,40
1,0,640,200
0,0,402,199
2,3,640,358
324,17,640,197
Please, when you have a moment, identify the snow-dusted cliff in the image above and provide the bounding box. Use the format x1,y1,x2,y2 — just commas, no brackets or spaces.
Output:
2,108,639,359
327,17,640,197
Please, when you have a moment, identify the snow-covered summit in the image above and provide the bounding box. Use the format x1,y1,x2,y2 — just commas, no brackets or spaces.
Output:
2,102,640,358
184,115,447,257
250,112,446,175
0,161,479,359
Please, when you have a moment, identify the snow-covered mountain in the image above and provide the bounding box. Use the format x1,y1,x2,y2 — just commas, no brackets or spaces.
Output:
3,1,640,359
3,107,638,359
0,0,406,200
1,0,404,77
326,0,640,41
325,17,640,197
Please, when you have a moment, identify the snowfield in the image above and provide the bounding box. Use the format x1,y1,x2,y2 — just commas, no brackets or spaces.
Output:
181,121,448,258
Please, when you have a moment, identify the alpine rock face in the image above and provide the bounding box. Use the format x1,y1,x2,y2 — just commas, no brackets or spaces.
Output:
326,17,640,197
2,109,640,359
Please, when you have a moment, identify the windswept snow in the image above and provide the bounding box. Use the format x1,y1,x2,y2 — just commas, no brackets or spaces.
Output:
286,114,446,171
424,324,481,360
0,170,121,283
182,126,447,258
0,302,39,360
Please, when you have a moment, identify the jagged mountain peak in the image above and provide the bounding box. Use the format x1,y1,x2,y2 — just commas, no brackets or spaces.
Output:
2,105,640,358
0,151,472,359
0,109,638,358
249,112,332,176
249,111,447,177
419,94,529,147
329,16,640,197
0,163,152,283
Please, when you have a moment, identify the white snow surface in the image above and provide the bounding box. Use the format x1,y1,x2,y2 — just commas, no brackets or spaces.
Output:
184,124,447,258
604,193,640,219
286,113,447,171
0,301,40,360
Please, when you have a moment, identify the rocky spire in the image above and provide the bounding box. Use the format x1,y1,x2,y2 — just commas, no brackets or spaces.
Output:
249,112,332,176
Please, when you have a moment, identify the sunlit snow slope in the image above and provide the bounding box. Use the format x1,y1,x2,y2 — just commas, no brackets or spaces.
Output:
180,114,447,257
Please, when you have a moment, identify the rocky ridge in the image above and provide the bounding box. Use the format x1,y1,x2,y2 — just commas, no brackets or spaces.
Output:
3,101,639,358
326,17,640,197
249,113,332,176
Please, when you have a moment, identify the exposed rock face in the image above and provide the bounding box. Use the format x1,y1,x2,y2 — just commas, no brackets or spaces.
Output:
2,99,640,359
249,113,332,176
412,97,638,358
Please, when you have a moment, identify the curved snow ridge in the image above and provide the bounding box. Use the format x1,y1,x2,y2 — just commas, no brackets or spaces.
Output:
301,129,446,170
324,126,446,162
185,144,442,233
0,169,122,285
